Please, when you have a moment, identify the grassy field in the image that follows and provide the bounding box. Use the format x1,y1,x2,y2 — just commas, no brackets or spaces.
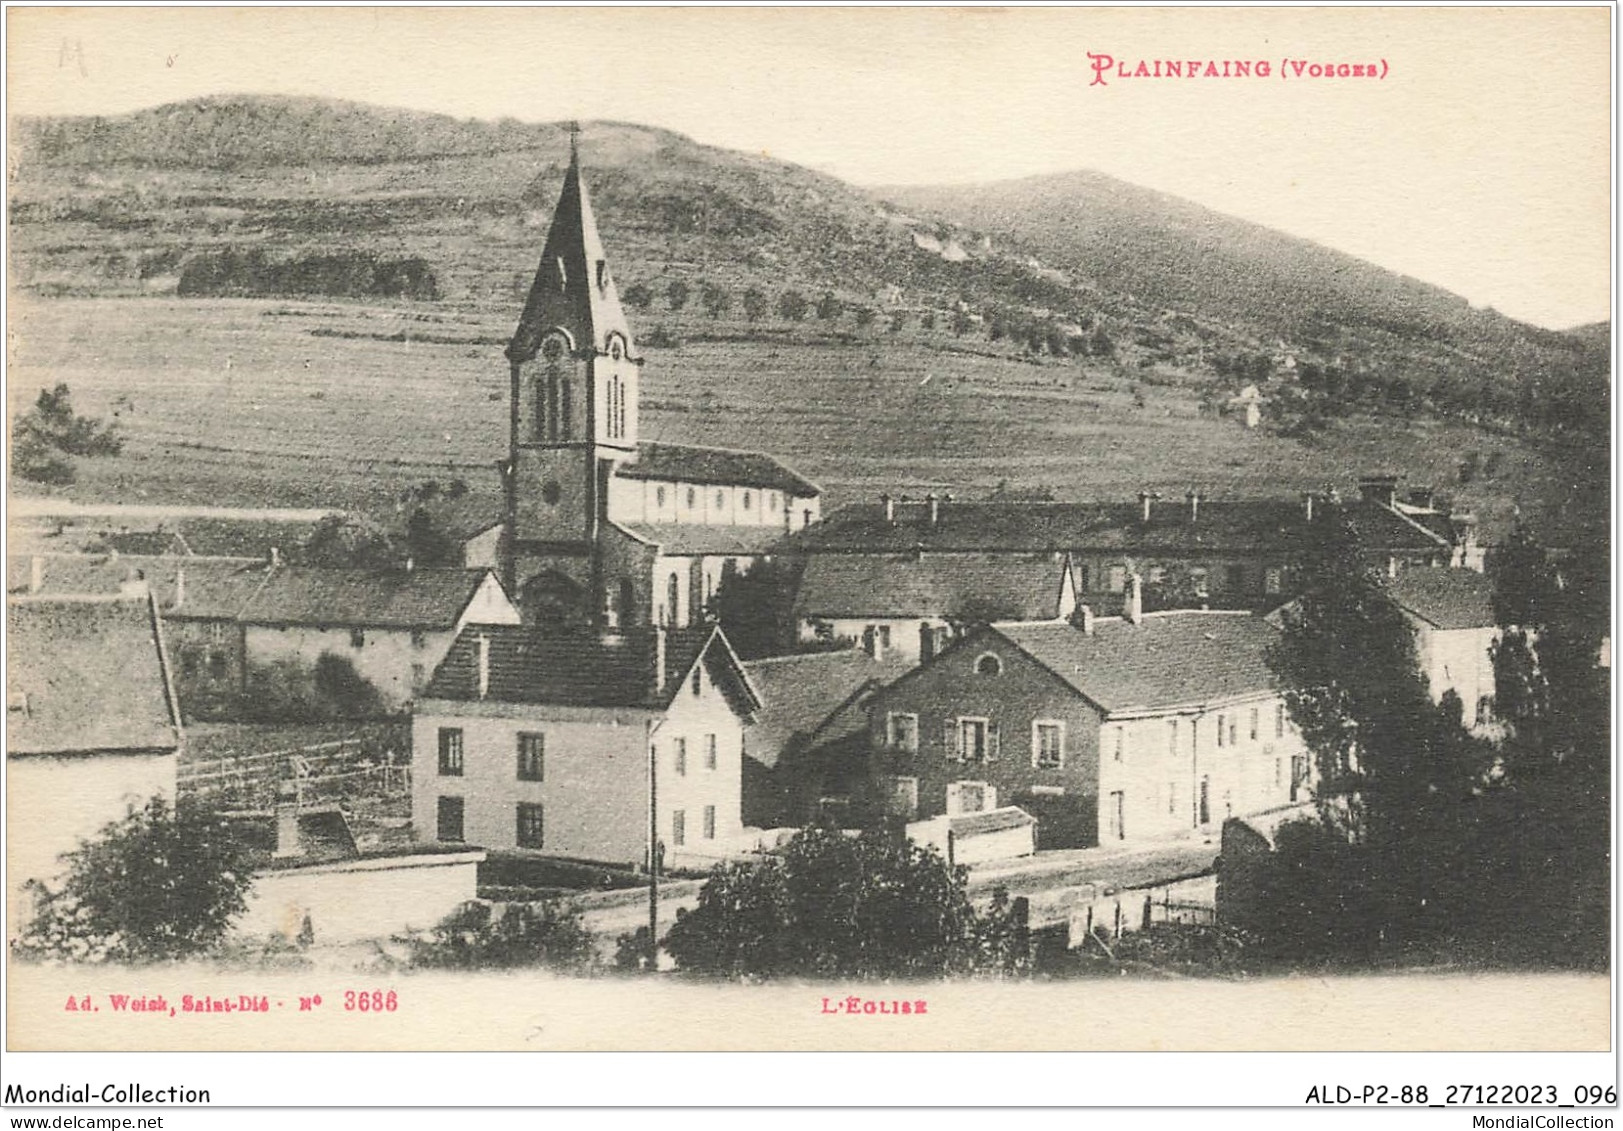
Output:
8,294,1575,541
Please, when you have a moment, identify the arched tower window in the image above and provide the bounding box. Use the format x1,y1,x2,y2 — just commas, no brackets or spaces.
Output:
665,573,682,627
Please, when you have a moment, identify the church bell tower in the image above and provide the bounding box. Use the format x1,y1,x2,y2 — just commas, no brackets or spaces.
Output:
502,127,641,614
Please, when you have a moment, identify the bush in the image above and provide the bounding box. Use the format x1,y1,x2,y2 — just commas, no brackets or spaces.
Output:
663,828,1027,980
13,797,256,965
404,900,596,972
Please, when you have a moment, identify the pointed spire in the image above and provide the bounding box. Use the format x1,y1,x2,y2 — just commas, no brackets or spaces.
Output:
506,123,635,364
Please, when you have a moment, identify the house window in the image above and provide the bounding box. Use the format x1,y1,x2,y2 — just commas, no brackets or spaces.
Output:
411,662,426,690
1290,755,1309,802
1191,568,1210,597
1107,791,1125,840
182,652,199,678
1229,716,1239,746
209,652,229,682
665,573,681,626
703,805,716,840
1264,567,1284,596
715,490,726,510
672,809,686,847
1167,781,1179,816
1275,703,1286,738
1112,726,1125,763
1033,721,1064,769
1107,565,1127,593
516,803,544,849
953,717,996,763
1167,719,1179,756
411,630,429,649
1226,564,1246,592
803,509,812,529
1216,715,1226,748
768,492,778,512
1274,758,1283,789
946,780,992,815
691,665,703,696
704,734,717,770
886,776,919,821
208,622,227,645
742,491,752,510
975,653,1003,676
886,712,919,753
350,628,366,649
656,486,667,508
437,728,464,776
436,796,464,842
686,487,697,510
517,733,545,781
674,737,687,776
1249,708,1259,742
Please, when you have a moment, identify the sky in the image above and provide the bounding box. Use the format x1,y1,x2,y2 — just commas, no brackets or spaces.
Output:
6,6,1613,329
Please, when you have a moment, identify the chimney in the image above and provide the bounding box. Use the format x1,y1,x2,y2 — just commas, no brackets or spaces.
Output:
1408,485,1436,511
926,493,940,527
172,566,186,611
881,493,895,522
1125,574,1143,625
1077,604,1095,634
476,633,490,700
652,624,667,696
1358,474,1399,509
1185,488,1201,523
1302,492,1316,523
28,556,43,595
269,545,282,569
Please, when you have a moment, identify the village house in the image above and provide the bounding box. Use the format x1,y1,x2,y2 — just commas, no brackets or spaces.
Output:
494,135,820,631
6,593,183,931
740,649,907,828
411,624,761,869
864,588,1311,849
792,546,1078,665
8,554,520,715
787,474,1478,622
1387,567,1500,730
239,565,520,711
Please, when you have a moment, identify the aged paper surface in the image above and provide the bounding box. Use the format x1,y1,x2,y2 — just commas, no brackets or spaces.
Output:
2,4,1612,1085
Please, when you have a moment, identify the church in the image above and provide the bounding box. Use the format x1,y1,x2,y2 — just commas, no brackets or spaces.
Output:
491,138,821,629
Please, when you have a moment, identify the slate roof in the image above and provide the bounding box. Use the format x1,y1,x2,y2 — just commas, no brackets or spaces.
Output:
792,552,1072,620
424,624,760,712
617,442,821,498
242,567,497,630
742,650,906,768
1388,568,1497,630
617,522,789,557
789,498,1449,556
6,555,272,620
7,595,181,757
992,613,1281,716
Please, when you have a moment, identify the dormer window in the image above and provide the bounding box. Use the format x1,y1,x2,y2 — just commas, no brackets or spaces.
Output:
610,339,623,361
975,653,1003,677
596,260,608,290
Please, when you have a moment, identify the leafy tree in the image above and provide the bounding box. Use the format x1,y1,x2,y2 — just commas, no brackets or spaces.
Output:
11,383,123,483
777,290,809,322
405,507,459,567
1266,516,1495,949
701,283,731,319
741,287,768,322
815,291,843,322
293,514,400,569
622,282,654,311
707,558,800,660
853,306,877,331
663,828,1021,980
14,798,256,965
404,900,596,972
665,279,690,312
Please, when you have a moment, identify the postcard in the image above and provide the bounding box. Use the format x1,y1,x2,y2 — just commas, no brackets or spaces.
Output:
2,4,1612,1114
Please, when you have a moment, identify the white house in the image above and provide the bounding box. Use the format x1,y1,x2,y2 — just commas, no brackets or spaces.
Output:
1387,568,1500,730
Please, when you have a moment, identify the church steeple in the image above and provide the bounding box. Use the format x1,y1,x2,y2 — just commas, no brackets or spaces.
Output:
506,126,637,366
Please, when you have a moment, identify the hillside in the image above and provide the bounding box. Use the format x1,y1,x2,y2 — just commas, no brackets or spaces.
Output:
6,95,1608,544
